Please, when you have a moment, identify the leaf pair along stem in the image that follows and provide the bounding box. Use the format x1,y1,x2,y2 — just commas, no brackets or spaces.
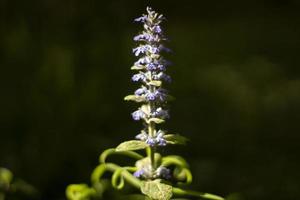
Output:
92,162,224,200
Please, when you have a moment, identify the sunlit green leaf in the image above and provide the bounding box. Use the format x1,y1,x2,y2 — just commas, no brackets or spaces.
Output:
124,95,146,102
140,104,150,115
164,134,188,145
131,65,145,70
0,168,13,185
116,140,148,152
147,80,162,87
147,118,165,124
66,184,96,200
141,180,173,200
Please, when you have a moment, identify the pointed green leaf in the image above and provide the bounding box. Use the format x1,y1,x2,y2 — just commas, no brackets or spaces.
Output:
124,95,145,102
148,80,162,87
116,140,148,152
131,65,145,70
140,104,150,115
164,134,188,145
147,118,165,124
141,180,173,200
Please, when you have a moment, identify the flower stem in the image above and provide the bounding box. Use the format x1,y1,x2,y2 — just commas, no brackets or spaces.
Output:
148,85,156,173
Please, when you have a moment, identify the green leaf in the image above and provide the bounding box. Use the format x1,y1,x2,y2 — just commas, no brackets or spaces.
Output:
124,95,145,102
0,168,13,185
131,65,145,70
147,118,165,124
66,184,96,200
116,140,148,152
147,80,162,87
140,104,150,115
141,180,173,200
164,134,188,145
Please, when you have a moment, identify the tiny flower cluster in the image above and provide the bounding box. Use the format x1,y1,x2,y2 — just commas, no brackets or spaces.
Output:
136,130,167,146
132,107,169,121
134,166,171,180
130,6,171,123
131,6,171,105
129,7,173,180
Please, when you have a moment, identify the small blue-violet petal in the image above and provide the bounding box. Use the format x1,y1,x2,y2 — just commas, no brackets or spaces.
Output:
133,169,144,178
132,73,146,82
132,110,145,121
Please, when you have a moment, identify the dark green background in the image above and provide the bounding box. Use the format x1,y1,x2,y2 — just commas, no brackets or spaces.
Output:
1,0,299,199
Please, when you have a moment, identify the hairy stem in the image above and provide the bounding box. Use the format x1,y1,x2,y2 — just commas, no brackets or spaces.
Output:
148,83,156,173
172,187,225,200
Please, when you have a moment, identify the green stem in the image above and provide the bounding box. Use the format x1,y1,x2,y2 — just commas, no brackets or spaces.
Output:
148,121,156,171
148,83,156,172
172,187,224,200
95,163,141,189
99,148,143,163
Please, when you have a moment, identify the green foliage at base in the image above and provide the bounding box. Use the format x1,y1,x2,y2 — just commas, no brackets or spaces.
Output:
0,168,38,200
65,146,224,200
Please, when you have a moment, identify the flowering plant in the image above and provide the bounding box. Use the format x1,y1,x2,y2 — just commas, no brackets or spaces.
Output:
66,7,224,200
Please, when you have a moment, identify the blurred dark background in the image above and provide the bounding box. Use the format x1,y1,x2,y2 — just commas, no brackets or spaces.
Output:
1,0,300,199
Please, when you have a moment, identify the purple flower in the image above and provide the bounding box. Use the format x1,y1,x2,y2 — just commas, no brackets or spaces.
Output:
153,25,162,34
134,87,147,96
155,130,167,146
134,15,147,23
157,167,171,179
129,7,173,147
132,110,146,121
147,63,165,72
145,91,156,101
135,57,151,66
157,64,166,71
133,45,160,56
133,45,149,56
153,72,171,82
132,73,146,82
133,169,145,178
135,131,148,141
145,89,168,102
146,63,158,71
134,33,160,42
146,137,156,146
152,108,169,119
156,88,168,101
